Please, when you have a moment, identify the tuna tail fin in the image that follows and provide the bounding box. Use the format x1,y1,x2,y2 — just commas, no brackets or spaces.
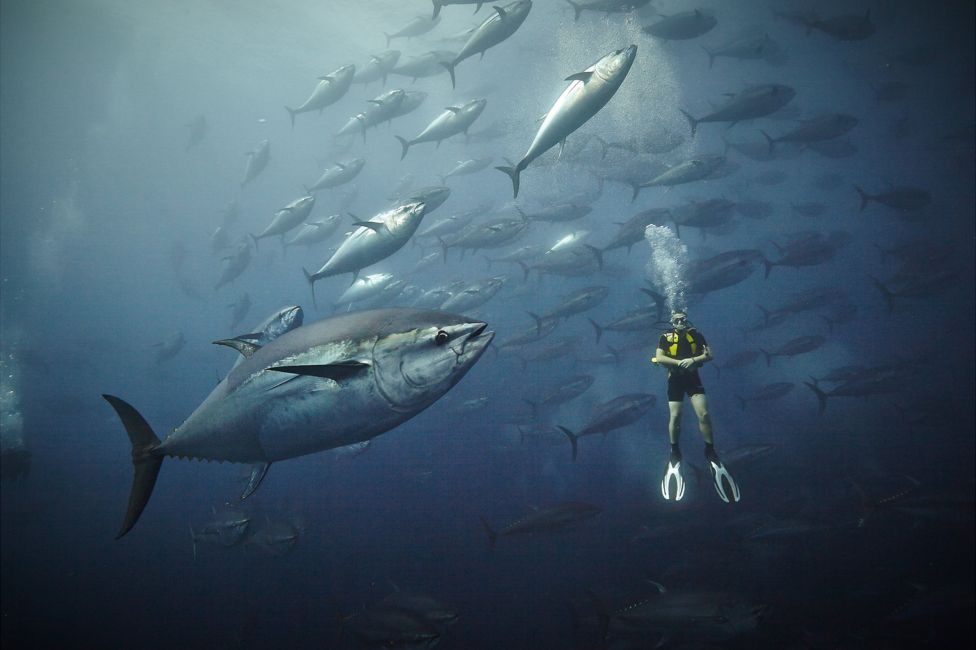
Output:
566,0,583,21
431,0,442,19
629,181,641,203
394,135,411,161
584,244,603,270
588,318,603,345
383,32,392,48
249,233,259,252
760,129,775,153
678,108,698,138
302,267,319,310
479,516,498,548
702,46,716,69
516,260,530,282
527,311,543,336
593,135,609,160
757,304,770,327
439,60,457,89
557,426,579,462
102,395,163,539
640,287,667,323
868,274,894,313
762,258,774,279
803,381,828,415
285,106,296,129
495,164,521,199
854,185,871,212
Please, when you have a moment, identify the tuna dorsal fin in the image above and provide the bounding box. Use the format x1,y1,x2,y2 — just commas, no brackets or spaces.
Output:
212,337,262,358
268,361,371,381
565,71,594,83
444,106,462,113
335,161,347,170
352,220,384,233
318,75,334,83
493,5,507,19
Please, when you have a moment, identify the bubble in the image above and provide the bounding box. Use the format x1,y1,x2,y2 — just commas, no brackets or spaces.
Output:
644,224,688,313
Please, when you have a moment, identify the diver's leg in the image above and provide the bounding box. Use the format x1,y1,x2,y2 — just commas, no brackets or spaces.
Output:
690,393,740,502
662,398,686,501
689,393,713,445
668,400,683,445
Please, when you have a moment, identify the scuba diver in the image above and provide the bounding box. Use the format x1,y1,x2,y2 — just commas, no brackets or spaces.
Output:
653,309,740,503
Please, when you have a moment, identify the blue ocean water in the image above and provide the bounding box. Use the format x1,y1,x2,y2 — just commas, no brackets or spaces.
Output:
2,0,973,648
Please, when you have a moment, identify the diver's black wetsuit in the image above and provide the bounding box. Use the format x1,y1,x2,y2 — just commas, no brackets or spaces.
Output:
658,328,708,402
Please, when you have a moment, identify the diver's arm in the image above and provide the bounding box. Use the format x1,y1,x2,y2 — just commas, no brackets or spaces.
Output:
693,344,713,366
655,347,680,368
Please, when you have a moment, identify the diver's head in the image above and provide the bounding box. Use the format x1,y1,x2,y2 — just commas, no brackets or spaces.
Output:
670,310,690,331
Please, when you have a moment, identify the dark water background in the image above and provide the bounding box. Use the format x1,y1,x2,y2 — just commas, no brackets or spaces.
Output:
2,0,973,648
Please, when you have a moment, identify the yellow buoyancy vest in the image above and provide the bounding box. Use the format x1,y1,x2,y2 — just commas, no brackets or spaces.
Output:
662,329,699,359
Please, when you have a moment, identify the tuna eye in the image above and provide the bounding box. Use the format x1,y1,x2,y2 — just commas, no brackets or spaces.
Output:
435,330,449,345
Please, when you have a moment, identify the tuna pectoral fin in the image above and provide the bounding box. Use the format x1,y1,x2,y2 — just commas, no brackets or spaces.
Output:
269,361,371,382
351,219,385,233
213,336,262,359
241,463,270,500
564,71,594,83
102,394,163,539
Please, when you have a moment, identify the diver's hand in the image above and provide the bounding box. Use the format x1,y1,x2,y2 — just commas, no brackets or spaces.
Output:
678,358,696,370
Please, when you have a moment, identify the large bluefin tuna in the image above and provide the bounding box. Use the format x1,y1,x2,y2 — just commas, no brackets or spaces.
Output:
383,15,441,47
240,139,270,188
431,0,486,19
395,99,487,160
305,159,366,192
215,305,304,371
303,201,428,303
104,308,494,538
353,50,401,87
284,64,356,128
250,195,316,247
497,45,637,198
440,0,533,89
679,84,796,137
